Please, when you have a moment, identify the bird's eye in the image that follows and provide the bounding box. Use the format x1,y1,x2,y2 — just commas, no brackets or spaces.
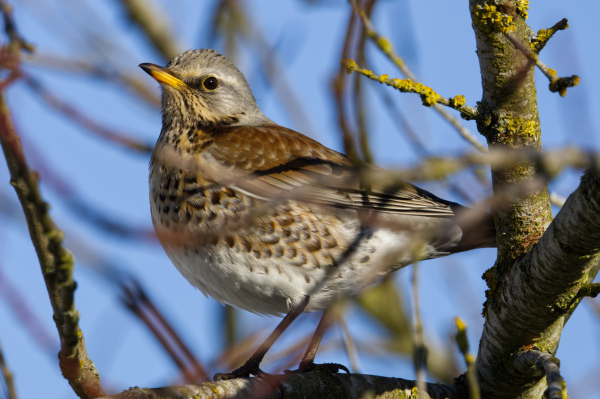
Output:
202,76,219,91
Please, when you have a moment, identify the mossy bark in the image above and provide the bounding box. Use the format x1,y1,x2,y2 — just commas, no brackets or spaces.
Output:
470,1,600,398
100,371,467,399
0,89,104,398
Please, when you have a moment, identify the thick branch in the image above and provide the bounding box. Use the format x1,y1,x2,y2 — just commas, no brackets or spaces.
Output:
469,1,565,397
470,0,553,265
99,371,467,399
477,169,600,397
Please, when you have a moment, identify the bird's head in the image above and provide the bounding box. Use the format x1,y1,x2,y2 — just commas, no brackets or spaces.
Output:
140,49,271,128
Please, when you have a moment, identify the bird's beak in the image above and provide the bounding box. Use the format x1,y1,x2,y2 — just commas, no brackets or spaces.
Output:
139,63,188,90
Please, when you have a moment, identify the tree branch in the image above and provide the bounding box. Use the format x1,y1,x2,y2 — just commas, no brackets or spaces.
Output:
117,0,182,60
349,0,488,153
454,318,480,399
575,282,600,300
0,89,105,399
99,371,467,399
513,350,567,399
0,336,17,399
477,167,600,395
0,3,104,397
507,31,579,97
467,1,590,397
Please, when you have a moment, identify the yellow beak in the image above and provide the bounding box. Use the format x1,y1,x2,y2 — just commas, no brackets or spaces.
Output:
139,63,188,90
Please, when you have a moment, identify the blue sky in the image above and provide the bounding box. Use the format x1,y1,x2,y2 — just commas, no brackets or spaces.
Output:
1,1,599,398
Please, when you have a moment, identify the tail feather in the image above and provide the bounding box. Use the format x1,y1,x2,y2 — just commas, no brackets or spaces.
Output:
451,207,497,253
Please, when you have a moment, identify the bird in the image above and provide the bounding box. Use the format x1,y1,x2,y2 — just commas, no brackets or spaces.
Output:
139,48,496,381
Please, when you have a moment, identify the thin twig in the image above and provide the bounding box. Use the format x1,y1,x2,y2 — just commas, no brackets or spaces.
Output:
223,0,320,141
0,336,17,399
353,0,376,164
23,53,160,108
513,350,568,399
18,132,156,241
538,354,567,399
411,261,427,395
453,317,480,399
121,283,202,383
21,74,154,153
549,191,566,207
0,265,57,354
530,18,569,54
507,31,579,97
349,0,488,153
378,87,477,204
117,0,182,60
342,60,479,120
127,281,210,382
338,315,361,373
0,4,104,396
332,6,361,163
433,104,487,153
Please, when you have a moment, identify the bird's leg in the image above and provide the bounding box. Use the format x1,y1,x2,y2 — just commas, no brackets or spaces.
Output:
214,297,309,381
284,308,350,375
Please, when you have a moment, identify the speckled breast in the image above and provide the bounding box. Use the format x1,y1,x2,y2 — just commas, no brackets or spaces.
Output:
148,161,382,315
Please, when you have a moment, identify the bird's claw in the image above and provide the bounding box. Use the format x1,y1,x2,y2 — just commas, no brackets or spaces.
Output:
284,361,350,375
214,364,270,381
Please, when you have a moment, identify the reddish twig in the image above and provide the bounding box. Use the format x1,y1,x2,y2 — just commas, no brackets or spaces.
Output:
0,3,105,397
121,280,209,383
21,74,154,153
0,265,58,354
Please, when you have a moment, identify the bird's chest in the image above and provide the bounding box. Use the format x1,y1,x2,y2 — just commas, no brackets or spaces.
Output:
149,161,253,235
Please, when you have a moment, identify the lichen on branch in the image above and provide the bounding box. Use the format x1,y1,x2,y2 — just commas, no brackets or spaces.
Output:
341,59,479,119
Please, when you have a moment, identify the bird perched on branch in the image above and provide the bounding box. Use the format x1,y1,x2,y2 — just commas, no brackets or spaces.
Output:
140,48,496,381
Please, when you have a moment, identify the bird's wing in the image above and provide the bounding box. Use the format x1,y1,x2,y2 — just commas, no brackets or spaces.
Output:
202,124,457,217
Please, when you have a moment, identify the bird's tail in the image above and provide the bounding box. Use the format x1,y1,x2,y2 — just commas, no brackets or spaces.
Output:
450,208,497,253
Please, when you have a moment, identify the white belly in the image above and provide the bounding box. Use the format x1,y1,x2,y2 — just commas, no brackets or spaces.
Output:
162,227,413,316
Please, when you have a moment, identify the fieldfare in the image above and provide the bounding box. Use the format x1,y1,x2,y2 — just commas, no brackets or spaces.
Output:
140,49,496,381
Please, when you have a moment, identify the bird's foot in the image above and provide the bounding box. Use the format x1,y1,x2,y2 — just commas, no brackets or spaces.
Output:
284,360,350,375
214,361,270,381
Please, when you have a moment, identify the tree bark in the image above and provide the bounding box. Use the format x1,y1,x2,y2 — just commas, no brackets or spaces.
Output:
469,1,600,397
99,371,467,399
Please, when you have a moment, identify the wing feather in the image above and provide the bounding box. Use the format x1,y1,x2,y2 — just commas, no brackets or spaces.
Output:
204,124,457,217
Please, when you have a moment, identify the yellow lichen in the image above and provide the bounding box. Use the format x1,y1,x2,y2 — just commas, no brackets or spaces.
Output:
516,0,529,19
343,63,440,107
530,28,552,53
377,37,393,54
550,75,580,97
451,95,466,108
493,116,538,145
505,117,537,138
474,4,515,34
341,59,357,74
